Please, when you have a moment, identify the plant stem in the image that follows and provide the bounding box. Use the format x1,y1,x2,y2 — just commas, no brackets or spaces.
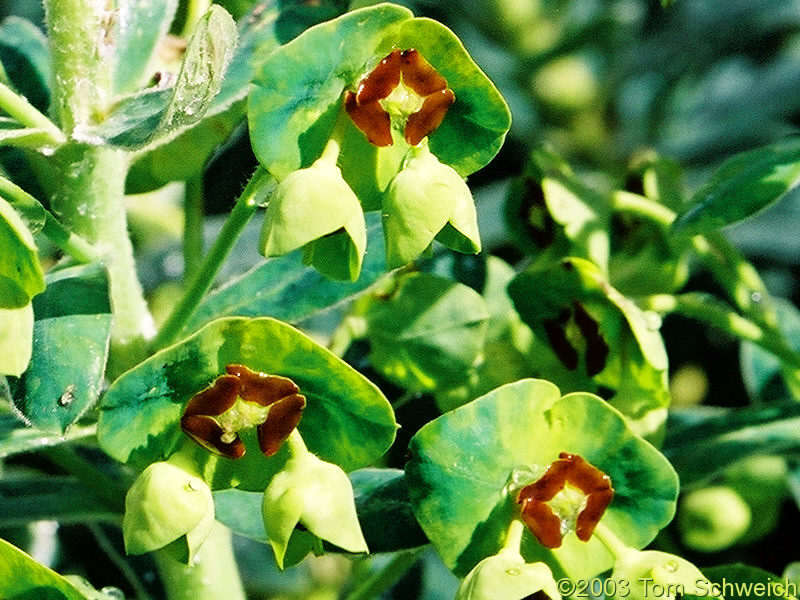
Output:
183,176,205,283
153,521,246,600
643,292,800,372
181,0,213,38
152,167,274,350
345,549,424,600
51,144,153,375
592,522,634,562
0,81,65,145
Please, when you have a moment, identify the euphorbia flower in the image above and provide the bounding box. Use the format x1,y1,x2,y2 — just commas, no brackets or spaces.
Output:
262,440,368,568
259,156,367,281
516,452,614,548
456,550,561,600
123,461,214,564
383,142,480,267
180,364,306,459
345,48,455,147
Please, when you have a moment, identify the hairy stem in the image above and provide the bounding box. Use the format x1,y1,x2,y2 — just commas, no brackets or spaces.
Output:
183,176,205,283
152,167,274,350
0,81,65,145
154,522,246,600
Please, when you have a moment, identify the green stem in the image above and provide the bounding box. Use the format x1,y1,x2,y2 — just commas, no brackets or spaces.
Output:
87,523,155,600
43,445,126,514
643,292,800,372
153,521,246,600
0,81,65,145
345,549,424,600
501,518,526,555
0,175,98,263
181,0,213,38
183,176,205,283
152,167,275,350
592,522,634,563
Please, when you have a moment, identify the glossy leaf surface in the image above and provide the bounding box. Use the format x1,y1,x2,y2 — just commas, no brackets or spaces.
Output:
0,537,90,600
674,138,800,232
508,257,669,438
364,272,489,392
186,214,387,333
0,16,51,112
405,379,678,578
0,195,44,308
248,3,510,186
10,264,111,433
98,317,396,490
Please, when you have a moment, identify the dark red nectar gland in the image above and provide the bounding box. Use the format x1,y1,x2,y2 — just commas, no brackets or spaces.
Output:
180,364,306,459
516,453,614,548
345,49,455,147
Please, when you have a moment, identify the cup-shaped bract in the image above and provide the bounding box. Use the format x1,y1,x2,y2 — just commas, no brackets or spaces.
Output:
123,461,214,564
456,550,561,600
260,158,367,281
609,550,715,600
383,145,480,267
262,450,368,567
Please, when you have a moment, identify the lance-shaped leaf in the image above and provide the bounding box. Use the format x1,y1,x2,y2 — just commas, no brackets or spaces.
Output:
405,379,678,579
9,263,111,432
248,3,510,201
0,195,44,309
260,158,367,281
674,137,800,233
97,317,397,491
113,0,179,94
508,257,669,439
0,537,94,600
0,16,52,113
383,144,480,267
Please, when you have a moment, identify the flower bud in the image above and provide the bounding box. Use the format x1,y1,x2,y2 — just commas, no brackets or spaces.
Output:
456,550,561,600
123,461,214,564
609,550,715,600
262,450,367,568
260,158,366,281
678,486,751,552
383,144,480,268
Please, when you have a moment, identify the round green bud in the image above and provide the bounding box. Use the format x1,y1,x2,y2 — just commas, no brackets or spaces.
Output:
262,450,367,568
610,550,711,600
122,461,214,564
678,486,751,552
456,550,561,600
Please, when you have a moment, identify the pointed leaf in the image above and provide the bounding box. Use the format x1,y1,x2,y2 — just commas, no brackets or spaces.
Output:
0,16,51,112
674,138,800,233
0,195,44,308
0,537,92,600
10,264,111,433
113,0,179,94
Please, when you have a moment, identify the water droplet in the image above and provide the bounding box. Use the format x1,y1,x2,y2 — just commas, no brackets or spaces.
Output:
751,292,762,303
187,479,201,492
643,311,662,331
505,568,521,576
664,560,679,573
59,384,76,407
100,586,126,600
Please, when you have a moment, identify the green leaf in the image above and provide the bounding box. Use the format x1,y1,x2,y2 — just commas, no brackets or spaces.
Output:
405,379,678,579
113,0,179,94
508,257,669,439
0,302,33,377
0,195,44,308
248,3,510,184
702,564,790,600
663,403,800,486
214,467,427,553
95,6,237,149
186,213,387,333
10,264,111,433
0,16,52,113
0,408,95,459
97,317,397,490
0,537,93,600
0,475,118,527
740,298,800,401
0,170,47,233
364,272,490,392
674,138,800,233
